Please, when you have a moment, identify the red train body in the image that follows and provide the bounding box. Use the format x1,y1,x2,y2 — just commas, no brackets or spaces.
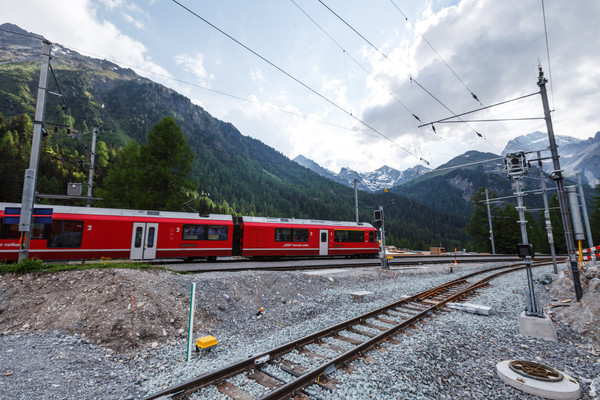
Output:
0,203,379,262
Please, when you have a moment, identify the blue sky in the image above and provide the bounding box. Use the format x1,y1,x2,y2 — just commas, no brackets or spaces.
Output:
1,0,599,174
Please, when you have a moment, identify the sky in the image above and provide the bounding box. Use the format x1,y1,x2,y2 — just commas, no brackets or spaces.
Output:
1,0,599,174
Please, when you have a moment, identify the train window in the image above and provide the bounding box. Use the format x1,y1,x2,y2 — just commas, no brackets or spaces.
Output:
274,228,308,242
321,232,327,242
31,222,50,240
274,228,292,242
147,227,155,248
0,220,50,240
134,227,143,248
183,224,228,241
369,231,374,242
47,220,83,248
0,220,20,239
293,229,309,242
334,230,364,243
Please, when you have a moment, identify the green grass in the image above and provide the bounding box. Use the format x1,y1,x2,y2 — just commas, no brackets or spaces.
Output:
0,258,167,274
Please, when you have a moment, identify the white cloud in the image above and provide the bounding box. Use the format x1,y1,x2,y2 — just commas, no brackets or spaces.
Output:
250,68,265,84
174,53,209,83
123,12,144,29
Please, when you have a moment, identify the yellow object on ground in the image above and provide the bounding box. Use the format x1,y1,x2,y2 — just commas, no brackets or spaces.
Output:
196,335,217,349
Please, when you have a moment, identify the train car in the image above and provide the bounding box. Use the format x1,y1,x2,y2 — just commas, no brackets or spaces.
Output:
0,203,234,262
238,216,379,258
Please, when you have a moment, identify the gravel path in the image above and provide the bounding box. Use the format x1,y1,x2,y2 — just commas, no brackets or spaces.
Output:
1,262,598,399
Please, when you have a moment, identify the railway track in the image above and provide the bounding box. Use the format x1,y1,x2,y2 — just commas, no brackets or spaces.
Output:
161,254,556,273
144,261,552,400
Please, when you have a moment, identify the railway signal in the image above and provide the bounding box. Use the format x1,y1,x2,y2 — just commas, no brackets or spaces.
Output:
374,207,388,269
504,152,543,317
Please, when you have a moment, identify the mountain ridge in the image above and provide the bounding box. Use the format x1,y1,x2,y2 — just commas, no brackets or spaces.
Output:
294,130,600,192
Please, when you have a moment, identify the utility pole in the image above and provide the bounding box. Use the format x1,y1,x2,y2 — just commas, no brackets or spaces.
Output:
353,179,359,224
577,173,595,264
537,151,558,273
484,188,496,255
538,66,583,301
18,40,52,262
86,127,98,207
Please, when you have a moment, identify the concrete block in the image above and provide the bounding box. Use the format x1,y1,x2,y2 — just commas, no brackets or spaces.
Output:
350,290,372,300
447,302,492,315
519,311,558,342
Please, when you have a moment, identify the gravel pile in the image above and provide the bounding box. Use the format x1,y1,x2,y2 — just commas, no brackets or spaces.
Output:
1,262,598,399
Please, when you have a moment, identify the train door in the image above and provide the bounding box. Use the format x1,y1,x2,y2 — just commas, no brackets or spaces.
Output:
255,229,265,248
130,222,159,260
319,229,328,255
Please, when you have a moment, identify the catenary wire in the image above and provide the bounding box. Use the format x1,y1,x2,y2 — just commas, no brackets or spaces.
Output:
170,0,428,165
388,0,521,147
317,0,389,60
0,27,371,136
541,0,555,109
290,0,457,159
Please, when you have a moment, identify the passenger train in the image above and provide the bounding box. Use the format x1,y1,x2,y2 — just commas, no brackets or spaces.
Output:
0,203,379,262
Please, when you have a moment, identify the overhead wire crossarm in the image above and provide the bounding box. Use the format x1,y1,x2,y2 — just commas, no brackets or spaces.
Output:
417,91,542,128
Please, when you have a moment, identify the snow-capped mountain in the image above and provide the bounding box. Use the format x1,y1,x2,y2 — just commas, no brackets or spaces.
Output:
293,156,431,192
502,131,600,187
294,130,599,192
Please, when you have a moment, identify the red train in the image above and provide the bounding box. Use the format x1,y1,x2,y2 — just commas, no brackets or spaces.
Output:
0,203,379,262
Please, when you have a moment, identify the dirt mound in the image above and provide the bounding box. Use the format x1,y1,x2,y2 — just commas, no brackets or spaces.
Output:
0,269,197,352
0,266,353,353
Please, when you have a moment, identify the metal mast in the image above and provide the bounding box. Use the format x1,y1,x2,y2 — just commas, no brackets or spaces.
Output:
537,66,583,300
18,40,52,261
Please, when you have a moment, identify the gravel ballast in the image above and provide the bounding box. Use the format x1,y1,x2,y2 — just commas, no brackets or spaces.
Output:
0,262,598,399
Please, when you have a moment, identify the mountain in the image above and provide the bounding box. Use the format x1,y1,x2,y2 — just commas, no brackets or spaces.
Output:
0,23,470,250
293,155,431,192
502,130,600,187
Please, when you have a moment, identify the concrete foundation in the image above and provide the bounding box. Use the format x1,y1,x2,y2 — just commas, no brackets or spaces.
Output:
519,311,558,342
497,360,581,399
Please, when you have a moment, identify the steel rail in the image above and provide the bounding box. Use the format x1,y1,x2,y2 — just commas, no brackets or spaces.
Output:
143,261,552,399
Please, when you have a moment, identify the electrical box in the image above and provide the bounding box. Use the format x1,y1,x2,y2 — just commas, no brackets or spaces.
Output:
67,183,82,196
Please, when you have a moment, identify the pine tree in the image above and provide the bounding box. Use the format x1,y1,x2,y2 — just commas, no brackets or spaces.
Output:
466,188,497,253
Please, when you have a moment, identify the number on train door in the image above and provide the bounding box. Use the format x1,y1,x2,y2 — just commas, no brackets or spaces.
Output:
130,222,159,260
319,229,328,256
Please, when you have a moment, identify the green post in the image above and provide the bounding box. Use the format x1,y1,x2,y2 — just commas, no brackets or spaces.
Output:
186,282,196,362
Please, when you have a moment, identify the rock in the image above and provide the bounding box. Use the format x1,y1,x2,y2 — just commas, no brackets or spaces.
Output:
537,273,553,285
589,278,600,294
584,267,599,280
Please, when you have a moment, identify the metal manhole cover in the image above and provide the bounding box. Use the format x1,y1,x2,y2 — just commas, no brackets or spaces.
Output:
508,360,563,382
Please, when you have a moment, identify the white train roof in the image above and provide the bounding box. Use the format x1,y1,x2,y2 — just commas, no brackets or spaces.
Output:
242,215,374,228
0,203,232,221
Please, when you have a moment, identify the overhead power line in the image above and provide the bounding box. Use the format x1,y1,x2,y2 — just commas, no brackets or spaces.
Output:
171,0,428,165
540,0,555,108
409,76,501,153
388,0,522,147
317,0,389,60
0,26,371,136
388,0,482,106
